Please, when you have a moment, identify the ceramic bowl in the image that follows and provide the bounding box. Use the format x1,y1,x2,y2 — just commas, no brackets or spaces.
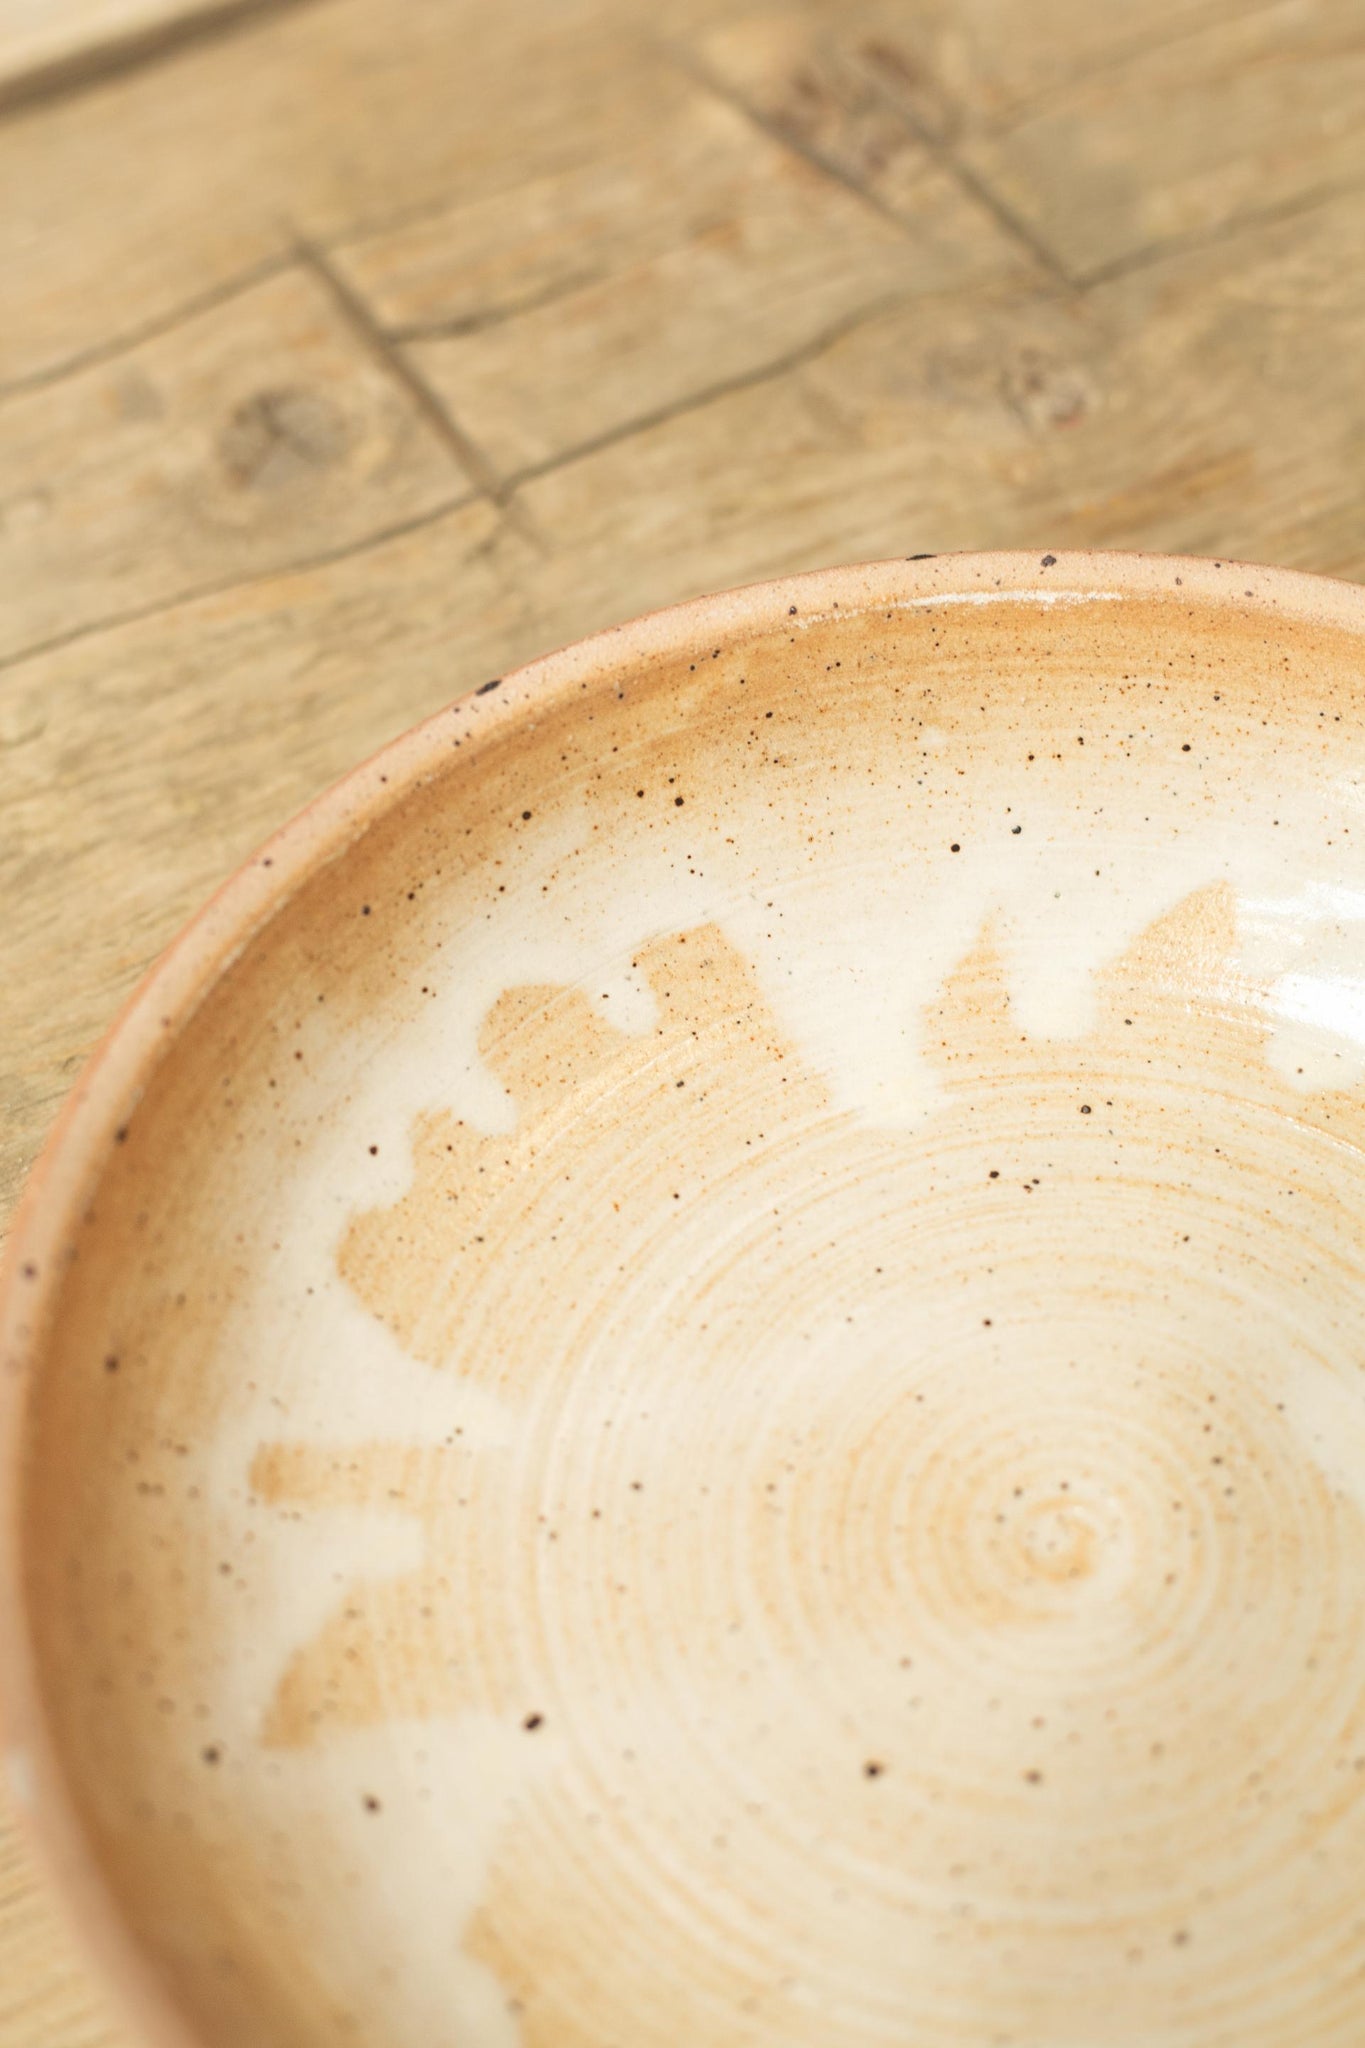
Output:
8,551,1365,2048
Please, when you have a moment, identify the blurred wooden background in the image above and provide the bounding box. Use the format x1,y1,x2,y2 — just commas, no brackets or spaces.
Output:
4,0,1365,2037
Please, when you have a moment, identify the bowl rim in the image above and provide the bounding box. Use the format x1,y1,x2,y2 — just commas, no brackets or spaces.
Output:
5,545,1365,2048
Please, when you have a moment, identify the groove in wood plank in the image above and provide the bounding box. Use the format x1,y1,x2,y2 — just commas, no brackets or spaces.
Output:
294,238,509,505
334,84,913,338
0,264,472,666
495,284,926,491
1076,166,1365,288
684,1,1249,203
0,495,472,682
720,0,1256,145
0,253,296,406
680,12,948,224
379,88,1029,480
0,0,691,390
678,11,1081,284
509,175,1365,608
958,0,1365,280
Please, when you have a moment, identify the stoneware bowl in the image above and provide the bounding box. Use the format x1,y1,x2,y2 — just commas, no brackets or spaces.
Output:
8,551,1365,2048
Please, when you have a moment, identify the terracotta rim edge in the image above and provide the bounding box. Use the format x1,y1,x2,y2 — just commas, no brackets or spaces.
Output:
3,547,1363,2048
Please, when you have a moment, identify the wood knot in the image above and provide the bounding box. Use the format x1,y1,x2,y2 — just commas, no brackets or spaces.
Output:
218,388,348,489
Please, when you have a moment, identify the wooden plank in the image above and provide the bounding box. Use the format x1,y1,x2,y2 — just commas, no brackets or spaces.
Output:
687,8,952,219
688,0,1244,177
0,0,304,115
1075,186,1365,573
0,0,189,100
333,83,941,342
512,274,1101,613
0,264,470,666
957,0,1365,280
377,89,1030,481
0,0,688,393
515,178,1365,607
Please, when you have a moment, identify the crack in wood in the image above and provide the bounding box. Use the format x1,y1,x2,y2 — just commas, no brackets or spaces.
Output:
502,283,927,495
0,494,474,681
293,236,548,553
0,253,296,407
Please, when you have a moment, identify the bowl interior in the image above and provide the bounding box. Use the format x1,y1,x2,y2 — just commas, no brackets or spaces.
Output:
12,558,1365,2048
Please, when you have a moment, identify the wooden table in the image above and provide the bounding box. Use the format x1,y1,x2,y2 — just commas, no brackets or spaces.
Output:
4,0,1365,2036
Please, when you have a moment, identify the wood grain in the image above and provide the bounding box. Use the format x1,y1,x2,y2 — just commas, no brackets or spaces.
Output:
0,0,302,113
959,0,1365,279
0,264,470,665
691,0,1249,149
513,179,1365,611
4,0,1365,2040
388,93,1029,480
0,0,687,394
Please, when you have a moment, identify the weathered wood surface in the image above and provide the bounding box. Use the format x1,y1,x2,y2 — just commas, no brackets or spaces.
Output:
4,0,1365,2039
0,0,303,115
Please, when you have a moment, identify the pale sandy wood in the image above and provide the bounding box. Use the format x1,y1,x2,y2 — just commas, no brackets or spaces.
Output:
687,9,956,221
4,0,1365,2041
694,2,1365,283
331,87,880,341
391,96,1030,480
958,0,1365,280
0,0,297,112
0,0,690,394
0,0,189,77
0,0,193,90
514,180,1365,610
0,264,471,665
334,81,1026,342
687,0,1247,204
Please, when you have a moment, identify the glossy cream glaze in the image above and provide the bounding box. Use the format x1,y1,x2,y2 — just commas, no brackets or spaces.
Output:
8,555,1365,2048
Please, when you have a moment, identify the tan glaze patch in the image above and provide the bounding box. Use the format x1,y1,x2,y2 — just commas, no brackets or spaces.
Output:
240,896,1365,2047
19,570,1365,2048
